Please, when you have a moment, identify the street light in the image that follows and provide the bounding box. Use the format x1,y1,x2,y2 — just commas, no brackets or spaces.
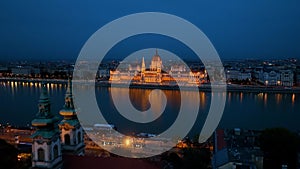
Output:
277,80,281,86
124,137,132,147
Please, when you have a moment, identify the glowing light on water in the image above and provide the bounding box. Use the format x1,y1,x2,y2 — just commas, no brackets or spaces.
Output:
292,94,295,104
263,93,267,105
200,92,206,108
275,94,282,104
259,93,263,98
240,92,243,103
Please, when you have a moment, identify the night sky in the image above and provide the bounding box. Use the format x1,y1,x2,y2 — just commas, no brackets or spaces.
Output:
1,0,300,61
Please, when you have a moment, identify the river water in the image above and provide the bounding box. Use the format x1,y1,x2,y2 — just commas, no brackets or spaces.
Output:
0,81,299,137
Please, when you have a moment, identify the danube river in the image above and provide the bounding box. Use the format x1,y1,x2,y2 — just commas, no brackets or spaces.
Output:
0,81,299,136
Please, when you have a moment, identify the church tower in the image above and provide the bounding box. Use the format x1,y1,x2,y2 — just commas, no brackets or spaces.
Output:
141,57,146,73
31,83,63,169
58,79,85,155
141,57,146,82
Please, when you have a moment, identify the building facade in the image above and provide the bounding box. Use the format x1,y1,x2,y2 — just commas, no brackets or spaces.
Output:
109,50,207,85
31,84,63,169
259,70,280,86
280,70,294,87
226,69,252,81
296,66,300,86
31,81,85,168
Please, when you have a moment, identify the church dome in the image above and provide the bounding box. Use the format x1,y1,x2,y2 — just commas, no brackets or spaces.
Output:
150,49,163,72
152,54,161,62
151,50,162,62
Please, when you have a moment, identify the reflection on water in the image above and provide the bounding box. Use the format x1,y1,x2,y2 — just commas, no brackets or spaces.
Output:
264,93,268,106
129,88,151,111
240,92,243,103
199,92,206,109
292,93,295,104
275,94,282,104
0,81,300,134
148,90,166,114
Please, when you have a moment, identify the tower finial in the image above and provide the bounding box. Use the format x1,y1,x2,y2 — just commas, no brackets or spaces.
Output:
141,57,145,73
35,82,52,119
66,78,72,95
63,78,74,110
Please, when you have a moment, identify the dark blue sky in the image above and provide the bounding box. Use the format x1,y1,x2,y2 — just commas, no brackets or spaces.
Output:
1,0,300,61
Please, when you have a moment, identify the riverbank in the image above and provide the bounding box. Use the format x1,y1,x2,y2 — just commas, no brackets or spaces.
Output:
1,77,300,93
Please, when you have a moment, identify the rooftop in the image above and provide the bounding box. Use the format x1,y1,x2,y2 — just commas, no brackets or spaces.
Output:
63,155,161,169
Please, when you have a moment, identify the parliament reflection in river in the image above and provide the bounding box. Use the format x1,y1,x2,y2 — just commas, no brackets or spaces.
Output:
0,81,299,137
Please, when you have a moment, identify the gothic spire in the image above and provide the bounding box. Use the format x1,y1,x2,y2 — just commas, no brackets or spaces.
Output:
64,78,74,109
59,79,76,119
141,57,146,72
66,78,72,95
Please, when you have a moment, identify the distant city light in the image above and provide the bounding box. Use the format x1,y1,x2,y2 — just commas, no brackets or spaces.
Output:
124,137,132,147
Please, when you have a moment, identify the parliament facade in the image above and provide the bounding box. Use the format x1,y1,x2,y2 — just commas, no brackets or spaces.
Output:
109,50,208,85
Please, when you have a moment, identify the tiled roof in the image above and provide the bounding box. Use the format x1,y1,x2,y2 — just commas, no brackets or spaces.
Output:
31,129,59,139
63,155,161,169
216,130,227,151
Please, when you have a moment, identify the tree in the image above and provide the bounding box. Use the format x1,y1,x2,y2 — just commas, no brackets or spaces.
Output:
0,139,18,169
181,148,211,169
259,128,300,169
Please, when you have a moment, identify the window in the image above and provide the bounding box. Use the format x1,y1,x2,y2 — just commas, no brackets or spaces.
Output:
53,145,58,159
64,134,70,145
37,148,45,161
77,132,81,143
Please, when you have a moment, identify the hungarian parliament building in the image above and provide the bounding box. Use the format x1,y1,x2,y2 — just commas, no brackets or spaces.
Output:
109,50,208,85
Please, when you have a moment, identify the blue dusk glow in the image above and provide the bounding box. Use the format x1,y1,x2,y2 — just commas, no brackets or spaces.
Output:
0,1,300,60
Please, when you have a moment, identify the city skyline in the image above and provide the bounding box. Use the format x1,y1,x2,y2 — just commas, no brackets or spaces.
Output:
1,1,300,169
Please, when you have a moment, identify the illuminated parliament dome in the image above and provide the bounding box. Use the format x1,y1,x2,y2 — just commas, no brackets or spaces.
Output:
150,49,162,72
